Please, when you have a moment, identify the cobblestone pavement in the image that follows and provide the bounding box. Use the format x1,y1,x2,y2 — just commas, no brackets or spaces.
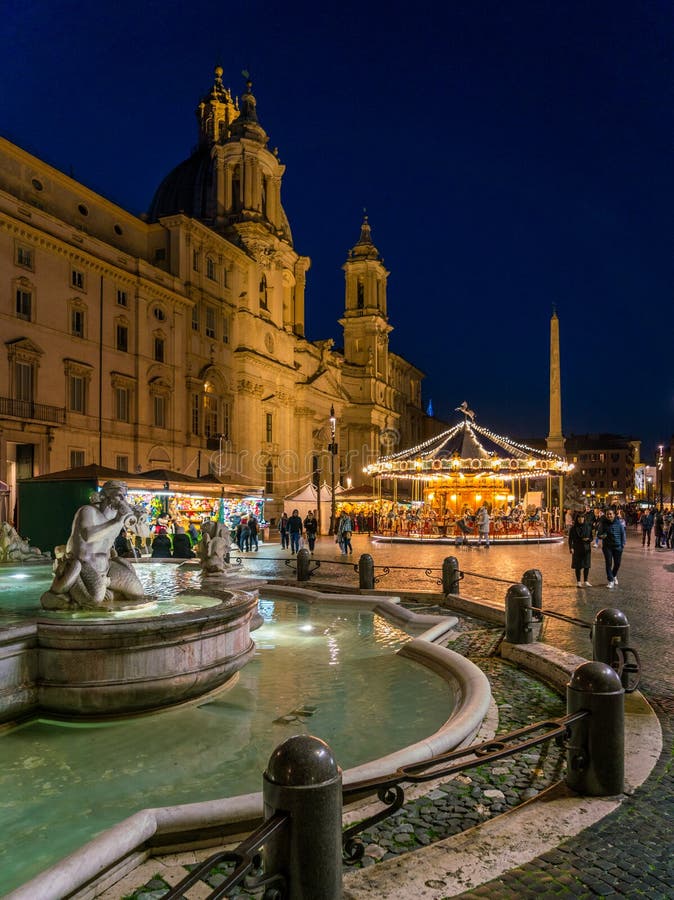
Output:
107,531,674,897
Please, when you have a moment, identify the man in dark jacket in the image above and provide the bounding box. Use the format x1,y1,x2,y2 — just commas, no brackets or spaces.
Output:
640,509,654,547
597,508,626,588
287,509,303,554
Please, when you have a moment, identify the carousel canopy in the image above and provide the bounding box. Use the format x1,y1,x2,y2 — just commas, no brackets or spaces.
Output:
366,407,573,480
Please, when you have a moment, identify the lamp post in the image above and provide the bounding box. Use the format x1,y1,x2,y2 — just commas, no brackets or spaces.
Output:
658,445,664,510
328,405,337,536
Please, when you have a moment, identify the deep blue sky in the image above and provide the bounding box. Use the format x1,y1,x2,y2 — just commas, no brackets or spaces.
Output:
2,1,672,459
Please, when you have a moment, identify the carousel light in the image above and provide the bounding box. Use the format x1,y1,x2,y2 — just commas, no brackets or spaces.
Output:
475,494,482,502
427,491,435,501
507,494,515,501
450,494,457,501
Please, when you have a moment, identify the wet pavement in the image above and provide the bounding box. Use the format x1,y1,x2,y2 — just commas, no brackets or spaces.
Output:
51,530,674,897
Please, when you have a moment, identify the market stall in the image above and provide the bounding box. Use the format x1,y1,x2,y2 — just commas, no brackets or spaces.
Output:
283,481,344,534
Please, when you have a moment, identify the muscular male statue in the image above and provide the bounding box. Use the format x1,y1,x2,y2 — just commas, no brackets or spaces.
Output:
41,481,146,610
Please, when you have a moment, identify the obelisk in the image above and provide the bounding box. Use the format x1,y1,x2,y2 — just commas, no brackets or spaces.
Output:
546,307,566,456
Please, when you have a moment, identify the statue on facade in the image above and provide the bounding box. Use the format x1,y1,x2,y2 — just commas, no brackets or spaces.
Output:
40,481,147,610
195,520,230,576
0,522,51,562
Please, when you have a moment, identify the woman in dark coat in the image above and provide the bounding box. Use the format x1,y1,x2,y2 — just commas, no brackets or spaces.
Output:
151,526,172,559
172,526,195,559
569,511,593,587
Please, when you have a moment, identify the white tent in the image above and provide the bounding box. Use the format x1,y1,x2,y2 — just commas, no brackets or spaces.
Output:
283,481,344,534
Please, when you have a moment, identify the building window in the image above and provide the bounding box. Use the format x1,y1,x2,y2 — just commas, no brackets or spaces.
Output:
222,399,231,440
222,314,230,344
16,245,33,269
259,275,268,310
117,289,128,307
70,449,85,468
204,392,218,438
205,307,216,338
116,324,128,352
153,394,167,428
116,454,129,472
265,462,274,495
153,336,165,363
152,306,166,322
114,387,130,422
265,412,273,443
191,393,201,435
14,361,34,402
206,257,216,281
192,305,200,331
192,249,200,272
71,268,85,290
357,280,364,309
68,375,86,413
71,308,85,338
223,267,229,288
15,288,32,320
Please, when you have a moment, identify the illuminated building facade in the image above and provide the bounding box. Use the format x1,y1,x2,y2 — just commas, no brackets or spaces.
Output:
0,68,424,522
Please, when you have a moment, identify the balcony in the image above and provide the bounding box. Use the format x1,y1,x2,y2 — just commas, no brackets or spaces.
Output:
0,396,66,425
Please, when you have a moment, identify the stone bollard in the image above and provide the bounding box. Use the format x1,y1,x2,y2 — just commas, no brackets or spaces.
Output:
263,734,343,899
504,584,533,644
591,608,630,689
359,553,375,590
296,547,312,581
442,556,461,596
566,661,624,796
522,568,542,620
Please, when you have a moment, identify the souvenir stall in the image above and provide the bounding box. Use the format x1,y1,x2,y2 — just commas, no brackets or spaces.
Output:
364,408,573,541
125,470,267,537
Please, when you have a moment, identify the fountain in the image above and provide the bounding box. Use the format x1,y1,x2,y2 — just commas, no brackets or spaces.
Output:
0,522,50,563
0,481,258,722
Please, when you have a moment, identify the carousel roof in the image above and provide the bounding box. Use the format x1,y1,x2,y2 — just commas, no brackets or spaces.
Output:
366,407,573,479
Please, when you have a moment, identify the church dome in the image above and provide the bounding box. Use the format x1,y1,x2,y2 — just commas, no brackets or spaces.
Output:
147,146,216,222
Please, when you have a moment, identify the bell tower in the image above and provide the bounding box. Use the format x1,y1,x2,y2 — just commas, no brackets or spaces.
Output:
340,216,392,377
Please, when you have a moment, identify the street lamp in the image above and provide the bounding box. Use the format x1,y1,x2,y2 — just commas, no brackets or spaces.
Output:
658,445,664,510
328,405,338,535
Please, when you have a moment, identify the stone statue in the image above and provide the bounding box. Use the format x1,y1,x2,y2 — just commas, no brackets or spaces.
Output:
40,481,147,610
0,522,50,562
196,520,230,576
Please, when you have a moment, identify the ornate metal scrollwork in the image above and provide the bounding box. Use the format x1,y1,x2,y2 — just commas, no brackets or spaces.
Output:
342,783,405,862
373,565,390,584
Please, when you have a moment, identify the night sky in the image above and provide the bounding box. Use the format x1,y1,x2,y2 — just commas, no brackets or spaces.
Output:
2,1,672,459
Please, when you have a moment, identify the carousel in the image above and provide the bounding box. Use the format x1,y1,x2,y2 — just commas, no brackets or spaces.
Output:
364,404,574,544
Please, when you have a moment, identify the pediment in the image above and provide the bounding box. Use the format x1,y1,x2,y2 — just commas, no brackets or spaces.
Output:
5,337,44,357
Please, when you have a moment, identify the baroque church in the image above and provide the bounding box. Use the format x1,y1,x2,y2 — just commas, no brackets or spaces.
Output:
0,67,424,521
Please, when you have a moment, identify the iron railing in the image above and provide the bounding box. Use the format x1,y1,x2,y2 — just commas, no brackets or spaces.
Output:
0,395,65,424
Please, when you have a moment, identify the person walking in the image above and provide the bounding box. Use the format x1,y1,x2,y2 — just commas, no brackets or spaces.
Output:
654,509,665,548
287,509,303,554
640,508,654,547
279,512,289,549
337,511,353,554
248,515,259,551
597,508,626,588
476,505,490,547
303,510,318,553
568,511,593,586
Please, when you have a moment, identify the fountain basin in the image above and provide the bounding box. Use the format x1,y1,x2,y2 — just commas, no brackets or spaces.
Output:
1,588,258,721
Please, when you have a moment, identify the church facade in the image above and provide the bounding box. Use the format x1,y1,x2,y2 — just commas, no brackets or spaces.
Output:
0,67,424,521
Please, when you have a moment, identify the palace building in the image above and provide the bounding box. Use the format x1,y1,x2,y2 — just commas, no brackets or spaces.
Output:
0,67,425,523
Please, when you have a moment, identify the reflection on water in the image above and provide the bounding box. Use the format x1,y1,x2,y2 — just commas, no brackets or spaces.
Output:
0,563,203,623
0,597,453,893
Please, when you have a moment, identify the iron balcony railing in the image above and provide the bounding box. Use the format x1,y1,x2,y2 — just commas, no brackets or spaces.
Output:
0,396,65,424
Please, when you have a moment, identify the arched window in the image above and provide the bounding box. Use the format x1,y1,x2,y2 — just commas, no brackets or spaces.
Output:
357,280,364,309
259,275,268,310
